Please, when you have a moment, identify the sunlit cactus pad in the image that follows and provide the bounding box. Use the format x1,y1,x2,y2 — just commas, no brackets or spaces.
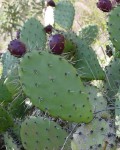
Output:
19,50,93,123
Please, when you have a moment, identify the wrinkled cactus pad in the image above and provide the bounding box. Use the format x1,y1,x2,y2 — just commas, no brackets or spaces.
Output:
71,118,116,150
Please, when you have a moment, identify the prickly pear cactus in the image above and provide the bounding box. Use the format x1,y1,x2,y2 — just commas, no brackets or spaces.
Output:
20,17,47,50
54,0,75,30
19,50,93,123
0,106,14,133
20,116,70,150
1,0,119,149
79,24,98,45
71,118,116,150
108,5,120,56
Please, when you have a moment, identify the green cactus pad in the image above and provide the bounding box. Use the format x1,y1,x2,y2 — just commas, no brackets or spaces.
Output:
54,0,75,30
0,79,12,106
79,24,98,45
60,31,105,80
19,51,93,123
5,66,22,98
71,118,116,150
104,58,120,98
4,132,21,150
108,6,120,56
1,51,18,79
8,97,28,119
0,106,14,133
84,84,109,119
20,17,46,50
20,116,70,150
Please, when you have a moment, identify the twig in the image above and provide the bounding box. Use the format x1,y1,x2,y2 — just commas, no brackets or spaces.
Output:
61,123,79,150
94,106,120,114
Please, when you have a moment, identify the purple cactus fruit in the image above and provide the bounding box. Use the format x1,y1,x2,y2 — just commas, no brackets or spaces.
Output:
16,29,21,39
47,0,56,7
44,25,53,34
8,39,26,58
116,0,120,3
49,34,65,55
97,0,112,12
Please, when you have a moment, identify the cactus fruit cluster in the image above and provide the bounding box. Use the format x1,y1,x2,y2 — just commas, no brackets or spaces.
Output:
0,0,120,149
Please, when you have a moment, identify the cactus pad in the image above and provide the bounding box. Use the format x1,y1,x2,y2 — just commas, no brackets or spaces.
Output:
1,51,18,79
5,66,22,98
20,116,70,150
61,31,105,80
71,118,116,150
0,79,12,106
108,5,120,56
54,0,75,30
104,58,120,98
19,51,93,123
84,84,109,119
0,106,13,133
79,24,98,45
20,17,46,50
